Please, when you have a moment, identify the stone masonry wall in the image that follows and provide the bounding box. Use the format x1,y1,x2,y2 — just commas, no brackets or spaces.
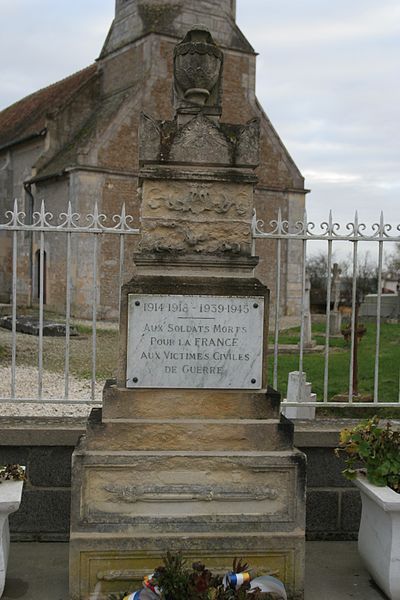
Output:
0,139,45,305
300,447,361,541
0,426,361,542
0,445,72,540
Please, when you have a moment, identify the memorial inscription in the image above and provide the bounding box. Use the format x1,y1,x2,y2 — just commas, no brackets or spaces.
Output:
126,294,264,389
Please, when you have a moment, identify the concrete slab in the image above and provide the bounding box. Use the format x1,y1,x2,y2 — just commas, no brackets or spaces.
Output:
2,543,69,600
306,542,388,600
1,541,389,600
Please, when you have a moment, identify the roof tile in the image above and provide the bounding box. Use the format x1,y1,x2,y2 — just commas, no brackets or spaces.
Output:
0,64,97,150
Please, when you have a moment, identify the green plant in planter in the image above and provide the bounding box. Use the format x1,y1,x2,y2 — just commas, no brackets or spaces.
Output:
0,464,26,483
336,416,400,493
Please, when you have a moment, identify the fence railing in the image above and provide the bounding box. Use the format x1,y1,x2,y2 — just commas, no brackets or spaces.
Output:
0,200,139,405
253,209,400,408
0,200,399,409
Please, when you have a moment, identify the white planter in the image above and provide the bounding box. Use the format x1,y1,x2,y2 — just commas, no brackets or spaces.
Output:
0,480,24,598
355,474,400,600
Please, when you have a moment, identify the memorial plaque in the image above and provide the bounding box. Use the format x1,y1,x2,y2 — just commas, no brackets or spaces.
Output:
126,294,264,389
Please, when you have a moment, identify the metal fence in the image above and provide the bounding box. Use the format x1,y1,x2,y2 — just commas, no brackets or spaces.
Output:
253,209,400,408
0,200,399,409
0,200,139,405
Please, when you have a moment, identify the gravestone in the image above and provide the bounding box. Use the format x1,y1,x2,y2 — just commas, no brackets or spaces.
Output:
281,371,316,420
330,263,342,335
302,275,315,348
0,316,78,337
69,28,305,600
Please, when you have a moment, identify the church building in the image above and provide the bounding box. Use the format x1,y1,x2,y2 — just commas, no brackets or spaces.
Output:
0,0,306,319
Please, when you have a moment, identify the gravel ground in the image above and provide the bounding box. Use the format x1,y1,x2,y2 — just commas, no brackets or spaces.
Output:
0,365,103,416
0,318,111,417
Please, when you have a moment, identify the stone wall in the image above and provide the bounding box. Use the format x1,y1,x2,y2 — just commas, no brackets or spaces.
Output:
0,420,362,542
300,447,361,541
0,445,72,540
0,138,45,304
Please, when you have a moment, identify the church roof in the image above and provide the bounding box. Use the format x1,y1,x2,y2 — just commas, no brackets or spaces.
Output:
34,89,132,181
0,64,97,151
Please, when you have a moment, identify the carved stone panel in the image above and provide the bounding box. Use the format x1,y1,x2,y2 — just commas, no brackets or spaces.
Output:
169,115,231,164
142,180,252,220
81,460,295,523
140,220,251,254
75,546,297,600
140,180,253,254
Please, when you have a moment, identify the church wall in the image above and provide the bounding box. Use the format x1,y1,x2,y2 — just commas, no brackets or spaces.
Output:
221,50,256,124
97,97,140,172
257,121,301,190
142,37,176,119
101,44,143,98
67,171,104,319
0,139,45,305
42,169,140,321
99,174,140,320
33,177,70,312
286,191,306,316
0,150,13,302
254,189,289,319
22,165,140,322
0,152,13,203
105,0,243,59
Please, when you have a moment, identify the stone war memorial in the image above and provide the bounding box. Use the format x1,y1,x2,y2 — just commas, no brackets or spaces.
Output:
69,24,306,600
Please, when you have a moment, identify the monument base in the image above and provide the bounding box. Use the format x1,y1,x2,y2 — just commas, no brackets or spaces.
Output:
69,386,306,600
70,532,305,600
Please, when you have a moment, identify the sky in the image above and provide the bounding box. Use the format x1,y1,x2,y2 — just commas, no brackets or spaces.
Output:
0,0,399,237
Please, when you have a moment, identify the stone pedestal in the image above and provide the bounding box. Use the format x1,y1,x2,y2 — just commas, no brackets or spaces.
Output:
70,26,305,600
70,274,306,599
70,389,305,599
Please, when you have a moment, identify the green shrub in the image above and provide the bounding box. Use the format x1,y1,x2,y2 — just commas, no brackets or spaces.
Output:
336,416,400,493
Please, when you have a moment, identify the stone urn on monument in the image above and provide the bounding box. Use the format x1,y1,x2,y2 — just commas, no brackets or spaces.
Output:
69,27,306,600
174,27,224,108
